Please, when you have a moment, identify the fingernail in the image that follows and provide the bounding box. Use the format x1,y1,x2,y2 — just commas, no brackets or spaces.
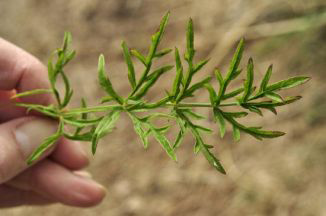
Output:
15,118,58,159
72,177,106,206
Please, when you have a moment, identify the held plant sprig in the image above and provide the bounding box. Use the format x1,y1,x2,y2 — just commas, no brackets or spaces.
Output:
13,12,310,174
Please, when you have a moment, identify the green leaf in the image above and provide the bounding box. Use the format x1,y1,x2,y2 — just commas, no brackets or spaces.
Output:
47,59,55,85
193,59,210,74
155,125,171,134
214,69,224,86
146,65,174,81
194,138,201,154
80,98,88,120
173,129,184,149
224,111,248,118
263,107,278,115
225,38,244,84
157,12,170,41
65,131,94,142
27,120,64,164
143,97,170,109
131,49,146,66
195,125,213,133
64,50,76,65
265,92,283,102
275,96,302,106
185,18,195,62
98,54,124,104
248,127,285,138
255,96,302,108
47,57,61,106
229,69,243,81
74,98,88,135
171,47,183,99
189,123,226,174
122,41,136,89
11,89,53,99
183,77,212,99
223,87,244,100
266,76,310,92
177,110,226,173
213,108,226,138
143,125,171,135
133,65,174,99
15,103,58,118
259,64,272,93
248,106,263,116
202,146,226,174
62,32,72,52
232,125,241,141
57,32,72,59
242,58,254,102
148,124,177,161
178,18,197,96
60,71,73,108
221,111,285,140
129,114,149,148
205,83,217,105
92,111,120,154
100,96,115,103
154,48,173,58
63,117,102,127
146,11,170,64
183,109,206,120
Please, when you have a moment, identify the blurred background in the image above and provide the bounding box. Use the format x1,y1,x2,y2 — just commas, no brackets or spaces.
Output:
0,0,325,215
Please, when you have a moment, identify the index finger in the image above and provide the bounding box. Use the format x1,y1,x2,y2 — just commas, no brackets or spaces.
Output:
0,37,53,106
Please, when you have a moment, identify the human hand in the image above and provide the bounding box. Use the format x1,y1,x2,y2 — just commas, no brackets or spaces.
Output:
0,38,106,207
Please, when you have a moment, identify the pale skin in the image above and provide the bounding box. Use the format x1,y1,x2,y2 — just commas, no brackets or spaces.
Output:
0,38,106,207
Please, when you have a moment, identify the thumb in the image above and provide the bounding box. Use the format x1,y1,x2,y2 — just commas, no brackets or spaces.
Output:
0,117,58,183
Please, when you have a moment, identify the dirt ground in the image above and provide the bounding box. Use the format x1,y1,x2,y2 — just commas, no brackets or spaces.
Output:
0,0,326,215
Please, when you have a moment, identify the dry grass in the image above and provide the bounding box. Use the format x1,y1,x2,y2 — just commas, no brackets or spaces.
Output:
1,0,325,215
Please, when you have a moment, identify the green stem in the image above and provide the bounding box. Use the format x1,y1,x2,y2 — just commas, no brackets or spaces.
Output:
63,104,122,116
63,101,240,116
170,102,239,108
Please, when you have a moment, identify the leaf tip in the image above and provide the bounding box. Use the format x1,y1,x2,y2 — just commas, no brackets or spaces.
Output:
304,76,312,83
27,157,34,165
92,143,97,155
99,54,105,64
239,37,245,45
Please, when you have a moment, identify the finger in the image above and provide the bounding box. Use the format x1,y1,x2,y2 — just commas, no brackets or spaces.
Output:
74,170,93,178
51,139,89,170
0,90,25,122
0,185,55,207
0,38,53,121
0,116,58,183
0,37,52,105
8,159,106,207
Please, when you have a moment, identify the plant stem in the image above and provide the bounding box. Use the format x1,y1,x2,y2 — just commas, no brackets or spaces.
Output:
166,102,239,108
63,101,240,116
